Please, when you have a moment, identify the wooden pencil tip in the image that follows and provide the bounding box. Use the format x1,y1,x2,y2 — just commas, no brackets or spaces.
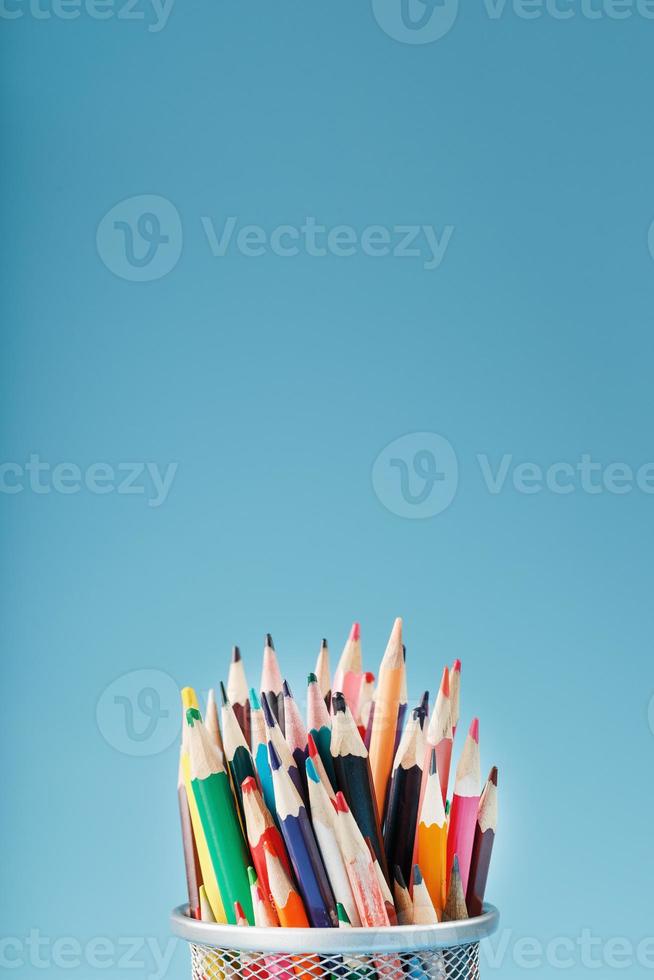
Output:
249,688,261,710
307,672,318,685
332,692,347,713
440,665,450,697
241,776,257,793
282,679,292,698
336,903,351,925
429,747,438,775
364,671,375,683
247,866,258,886
261,692,276,727
413,864,423,885
402,644,407,661
452,659,462,673
451,854,460,875
305,757,320,783
469,717,479,743
186,707,201,726
394,866,407,889
231,645,241,663
265,633,275,650
219,681,229,706
321,637,328,649
268,740,282,771
234,901,245,919
350,622,361,642
489,765,498,786
334,791,349,813
307,732,318,756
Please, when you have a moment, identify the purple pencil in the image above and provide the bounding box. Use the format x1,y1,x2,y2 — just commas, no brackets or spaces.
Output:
268,742,337,928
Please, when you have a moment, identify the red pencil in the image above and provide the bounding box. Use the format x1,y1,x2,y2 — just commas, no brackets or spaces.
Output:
241,776,292,911
466,766,498,917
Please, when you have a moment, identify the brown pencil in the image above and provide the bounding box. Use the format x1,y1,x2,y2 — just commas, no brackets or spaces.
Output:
466,767,498,917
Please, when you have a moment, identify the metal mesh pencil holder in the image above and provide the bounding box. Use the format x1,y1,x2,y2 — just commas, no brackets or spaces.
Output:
171,904,499,980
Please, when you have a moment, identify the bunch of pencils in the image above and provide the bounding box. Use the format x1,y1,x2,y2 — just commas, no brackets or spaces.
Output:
177,619,498,930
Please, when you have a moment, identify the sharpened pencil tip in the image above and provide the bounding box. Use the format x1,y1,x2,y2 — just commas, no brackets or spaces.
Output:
469,717,479,743
268,740,282,771
307,732,318,756
429,747,438,776
241,776,257,794
231,645,241,663
489,765,498,786
364,671,375,683
334,791,349,813
451,854,460,875
452,659,461,673
186,707,201,726
261,692,276,727
336,903,350,925
394,866,407,889
307,672,318,685
402,644,406,661
247,866,258,886
350,622,360,642
249,688,261,710
440,665,450,697
265,633,274,650
332,692,347,713
305,757,320,783
413,865,423,885
321,637,328,649
282,679,292,698
219,681,229,706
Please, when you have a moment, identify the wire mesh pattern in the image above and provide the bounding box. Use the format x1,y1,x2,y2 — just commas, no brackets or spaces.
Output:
190,940,480,980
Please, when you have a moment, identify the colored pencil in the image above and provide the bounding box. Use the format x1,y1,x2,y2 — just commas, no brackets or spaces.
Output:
227,646,251,746
308,732,336,799
205,688,225,755
269,741,337,927
425,666,453,807
368,617,404,819
391,645,408,760
186,707,253,924
414,747,447,918
333,622,364,717
249,687,276,820
315,637,331,711
241,775,292,911
393,867,413,925
180,688,226,924
177,756,202,919
383,707,425,884
443,855,468,922
262,692,307,806
199,884,215,922
365,837,397,925
446,718,481,896
248,865,278,925
261,633,285,731
306,757,361,927
331,692,389,885
307,672,338,788
363,687,376,751
356,672,375,733
264,839,310,926
419,690,429,727
283,679,309,784
220,682,257,828
466,767,498,918
331,792,390,928
450,660,461,739
412,865,438,925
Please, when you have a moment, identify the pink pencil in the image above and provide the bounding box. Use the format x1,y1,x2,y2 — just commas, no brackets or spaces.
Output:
446,718,480,895
450,660,461,740
333,622,363,717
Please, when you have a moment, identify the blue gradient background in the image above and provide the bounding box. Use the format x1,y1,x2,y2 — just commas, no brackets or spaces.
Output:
2,2,654,978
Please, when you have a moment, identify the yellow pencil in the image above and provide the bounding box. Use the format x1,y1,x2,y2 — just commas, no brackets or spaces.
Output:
415,747,447,917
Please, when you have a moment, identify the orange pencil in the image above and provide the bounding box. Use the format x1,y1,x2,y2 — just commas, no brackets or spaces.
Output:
414,747,447,917
368,618,404,814
264,840,309,928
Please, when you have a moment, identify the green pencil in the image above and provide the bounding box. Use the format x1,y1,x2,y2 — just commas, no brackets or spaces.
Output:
186,708,254,924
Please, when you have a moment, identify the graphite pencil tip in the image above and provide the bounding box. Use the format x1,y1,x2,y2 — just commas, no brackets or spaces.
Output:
321,637,328,649
413,865,423,885
282,679,292,698
219,681,229,706
231,645,241,663
261,692,276,728
451,854,460,875
489,765,498,786
265,633,274,650
402,644,407,662
469,717,479,743
332,692,347,714
394,866,407,889
429,747,438,776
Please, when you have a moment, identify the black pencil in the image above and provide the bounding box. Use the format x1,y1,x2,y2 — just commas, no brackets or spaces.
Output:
383,707,425,884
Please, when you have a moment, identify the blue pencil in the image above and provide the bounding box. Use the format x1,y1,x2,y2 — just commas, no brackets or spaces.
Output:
249,688,276,820
268,741,337,928
261,690,307,806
